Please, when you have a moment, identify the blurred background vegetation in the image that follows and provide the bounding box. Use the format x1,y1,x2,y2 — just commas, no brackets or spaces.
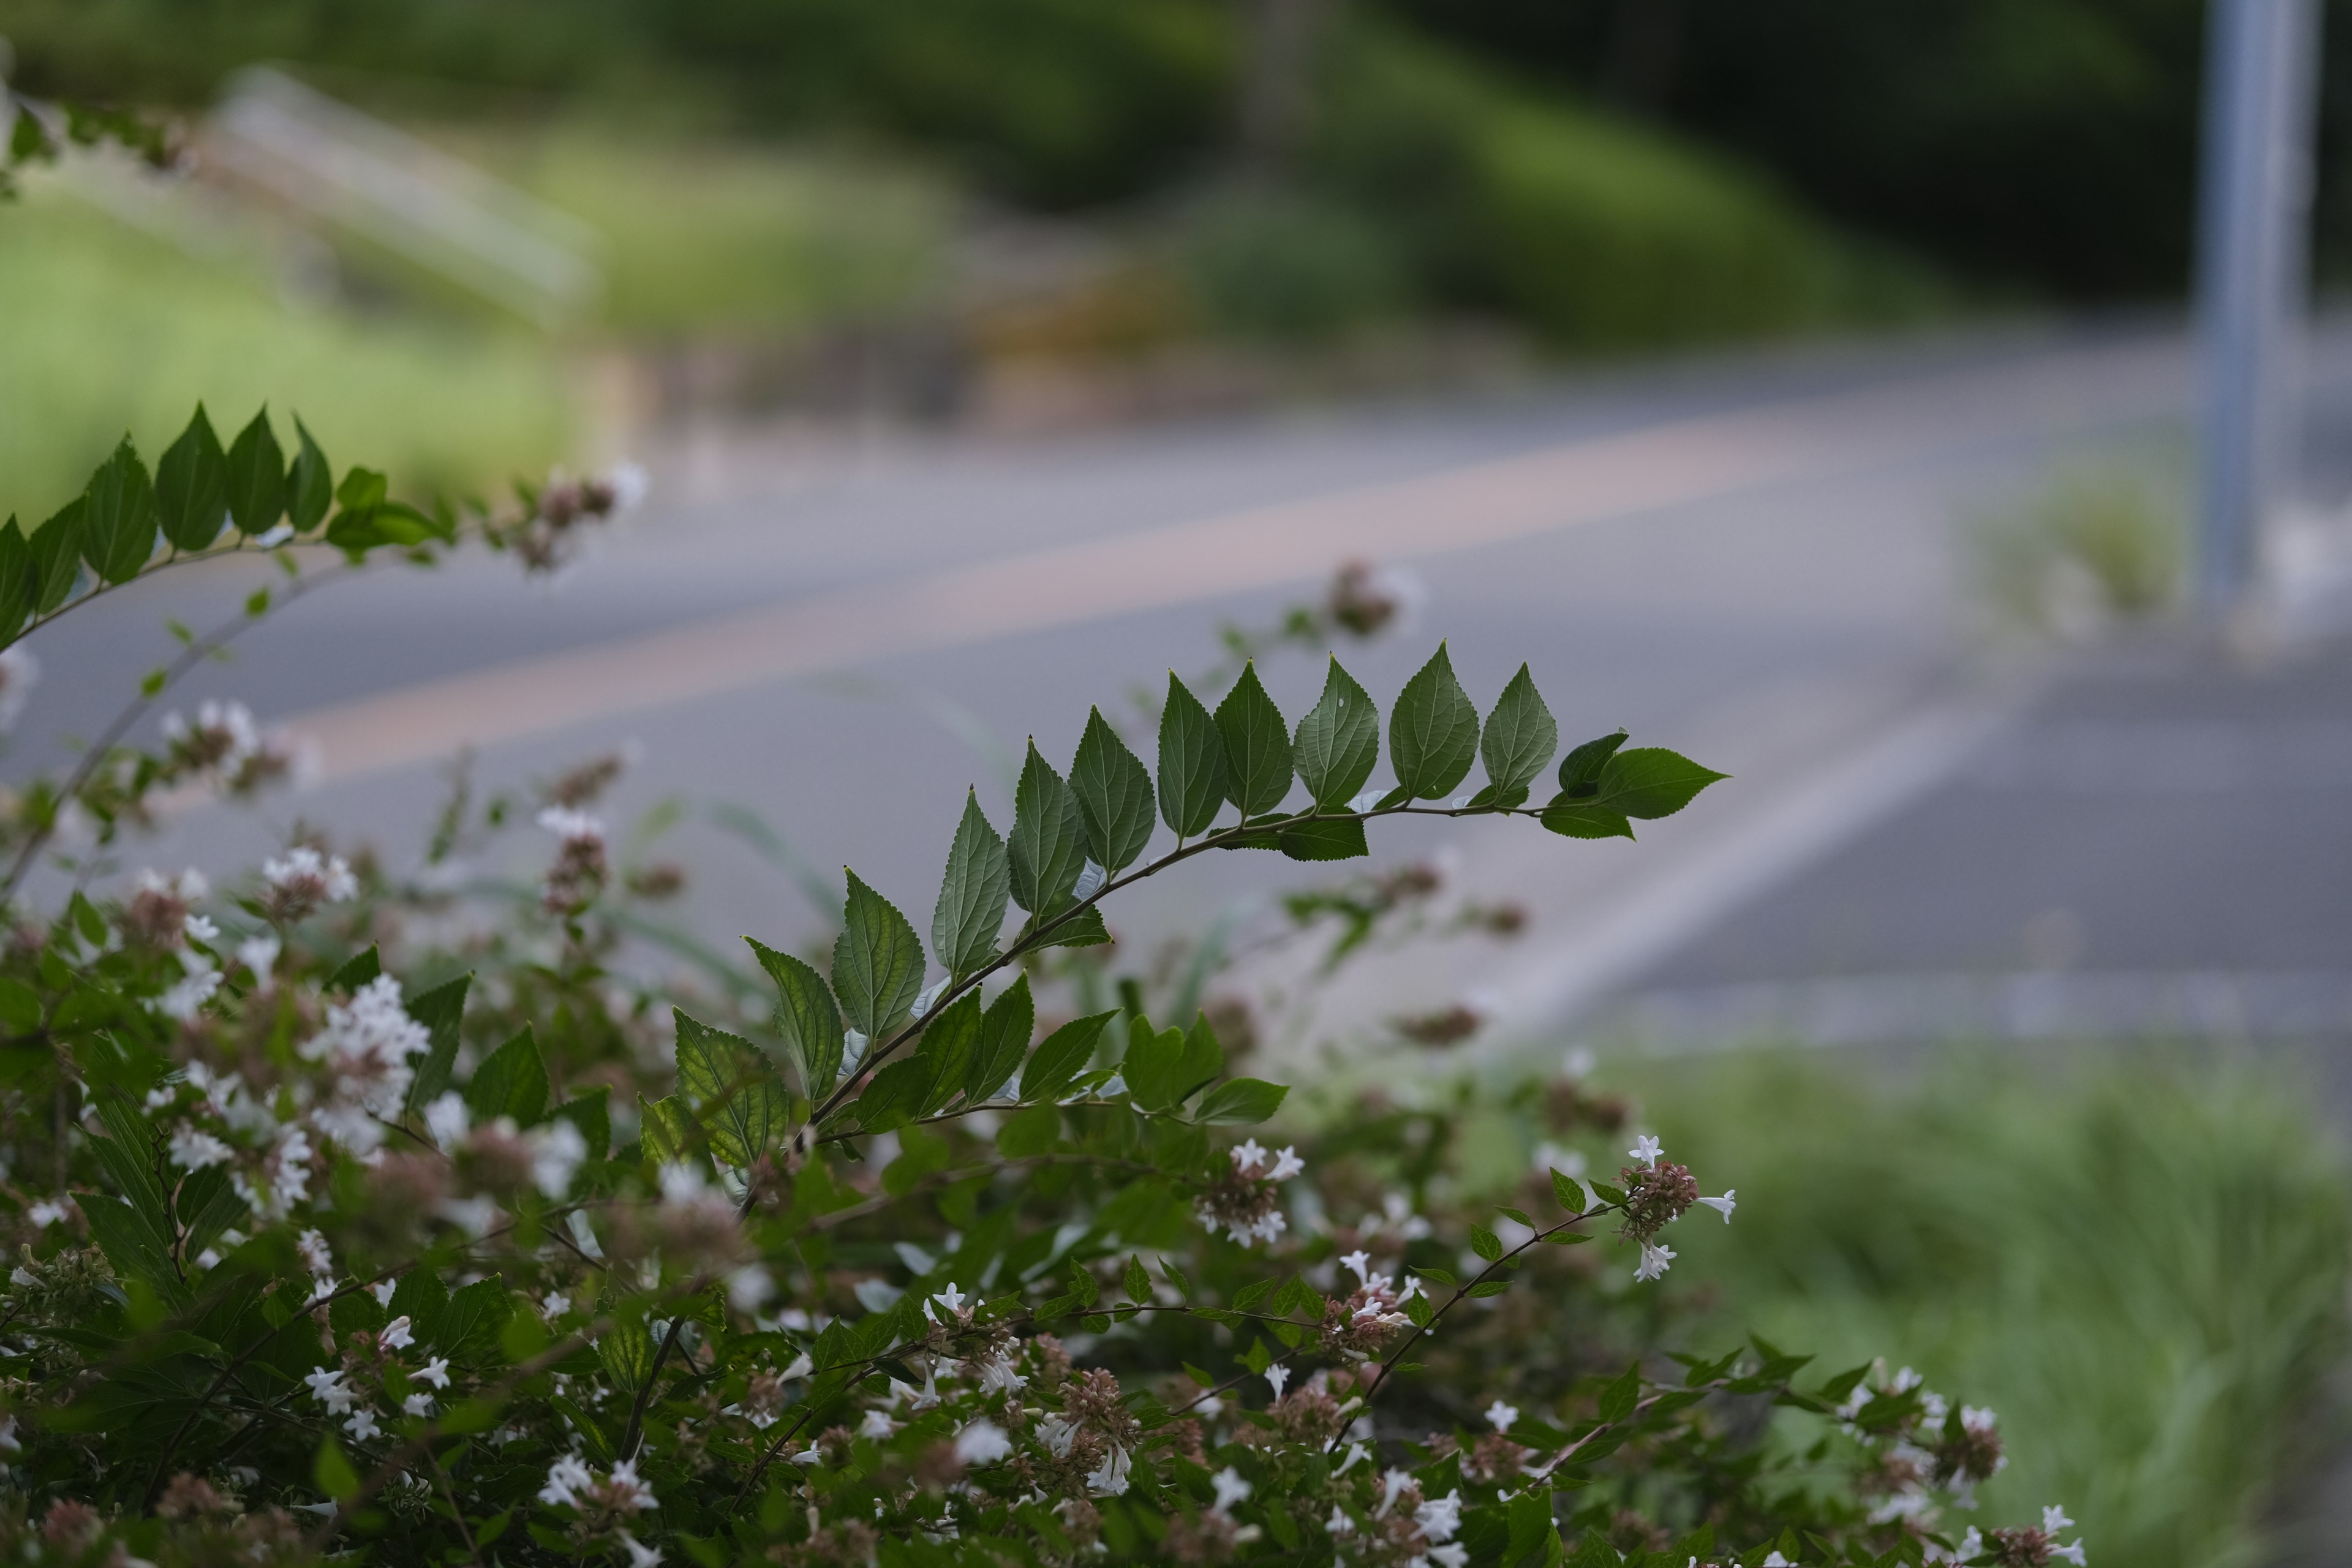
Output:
20,0,2352,515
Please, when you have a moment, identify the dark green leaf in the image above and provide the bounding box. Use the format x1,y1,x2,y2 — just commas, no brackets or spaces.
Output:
552,1088,611,1161
225,409,285,537
853,1056,930,1133
0,518,34,641
1276,818,1368,861
1480,663,1558,796
1213,662,1292,816
29,500,82,614
328,946,380,992
315,1438,360,1501
1556,729,1629,797
995,1102,1059,1157
1009,742,1087,918
832,870,926,1039
1020,1011,1115,1103
1468,1280,1512,1298
1589,748,1729,820
1194,1077,1287,1125
1537,801,1634,840
1292,657,1378,809
1123,1256,1152,1305
748,938,844,1099
912,992,982,1116
674,1010,786,1168
1069,707,1155,873
932,789,1009,978
287,418,333,532
466,1027,549,1128
1156,673,1229,837
965,974,1033,1103
1599,1362,1642,1423
1390,644,1480,799
1549,1169,1587,1213
156,405,230,551
1469,1224,1502,1262
1027,905,1110,950
402,972,471,1116
80,437,157,584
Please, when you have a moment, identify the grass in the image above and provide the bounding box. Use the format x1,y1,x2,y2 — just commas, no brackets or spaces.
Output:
1964,459,2189,641
0,183,575,524
1626,1046,2350,1568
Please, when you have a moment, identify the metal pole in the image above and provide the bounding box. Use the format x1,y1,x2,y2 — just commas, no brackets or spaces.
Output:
2195,0,2323,617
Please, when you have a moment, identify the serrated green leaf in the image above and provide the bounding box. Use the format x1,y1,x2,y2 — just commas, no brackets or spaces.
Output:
1277,817,1368,861
912,992,982,1116
1070,707,1155,873
156,405,230,552
1390,643,1480,798
1123,1255,1152,1305
287,418,333,532
1556,729,1629,797
466,1027,549,1128
1242,1337,1272,1374
1469,1223,1502,1262
747,938,844,1098
1020,1011,1115,1103
1480,663,1558,796
81,437,157,584
1292,657,1378,809
225,409,285,537
1156,673,1229,837
1550,1169,1587,1213
853,1055,930,1133
965,974,1033,1103
1599,1362,1642,1423
673,1010,786,1167
1009,741,1087,918
1538,801,1634,840
1591,748,1730,819
995,1101,1059,1157
932,789,1009,978
1213,662,1292,816
638,1093,698,1164
1194,1077,1287,1125
1028,905,1110,950
833,870,925,1039
0,518,34,641
29,499,82,615
403,971,471,1115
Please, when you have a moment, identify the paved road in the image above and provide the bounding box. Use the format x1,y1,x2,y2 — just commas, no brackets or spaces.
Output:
15,320,2352,1074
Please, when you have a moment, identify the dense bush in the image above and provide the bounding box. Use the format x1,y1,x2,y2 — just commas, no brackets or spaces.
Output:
0,410,2094,1568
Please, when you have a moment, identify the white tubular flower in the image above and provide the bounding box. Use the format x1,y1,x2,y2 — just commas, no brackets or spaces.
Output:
1634,1242,1676,1282
2042,1507,2075,1534
1962,1405,1998,1434
2051,1546,2086,1567
404,1392,435,1417
528,1119,589,1198
417,1357,451,1390
1761,1555,1796,1567
1209,1466,1251,1515
379,1316,415,1351
620,1533,663,1568
26,1199,68,1229
1340,1250,1373,1284
303,1368,355,1415
1268,1145,1305,1181
236,933,282,976
183,913,220,944
1264,1364,1291,1401
423,1091,471,1150
1427,1546,1469,1568
1484,1400,1518,1433
859,1409,895,1440
543,1294,571,1319
954,1419,1011,1466
1628,1135,1663,1167
538,1454,594,1509
1334,1442,1370,1476
607,1458,656,1511
1414,1490,1463,1544
1231,1138,1267,1171
1695,1191,1736,1222
1325,1506,1354,1536
727,1265,775,1313
370,1281,396,1306
167,1126,233,1170
1084,1445,1132,1496
154,968,223,1022
1374,1468,1412,1517
344,1409,382,1442
930,1281,969,1316
296,1229,334,1275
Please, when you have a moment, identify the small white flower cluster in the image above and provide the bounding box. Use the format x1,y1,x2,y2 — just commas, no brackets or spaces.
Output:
261,845,358,924
1621,1135,1735,1284
297,975,434,1158
1197,1138,1305,1248
539,1453,657,1514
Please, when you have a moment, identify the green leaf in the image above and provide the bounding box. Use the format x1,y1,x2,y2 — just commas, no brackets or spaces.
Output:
552,1088,611,1161
0,978,39,1036
1123,1255,1152,1305
1469,1224,1502,1262
328,945,380,992
595,1317,656,1394
1156,673,1230,837
1242,1337,1272,1374
932,789,1010,978
334,466,388,513
1194,1077,1288,1125
1556,729,1629,797
1009,741,1087,918
80,436,157,584
853,1056,930,1133
0,518,34,641
1276,818,1368,861
747,938,844,1098
1599,1362,1642,1423
1122,1021,1219,1113
287,418,333,532
1390,644,1481,799
1292,657,1378,809
156,405,229,551
638,1093,698,1164
1213,662,1293,816
402,972,472,1116
1544,748,1727,840
1467,1280,1512,1298
29,499,83,615
1028,905,1110,951
995,1102,1059,1157
832,870,926,1039
466,1027,549,1128
1480,663,1558,797
1549,1169,1588,1213
1537,801,1634,840
315,1437,361,1501
912,992,982,1117
673,1010,786,1168
225,409,286,537
1020,1011,1116,1103
965,974,1033,1103
1070,707,1155,873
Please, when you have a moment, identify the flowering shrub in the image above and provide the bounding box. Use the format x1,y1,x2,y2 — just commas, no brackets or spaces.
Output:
0,412,2084,1568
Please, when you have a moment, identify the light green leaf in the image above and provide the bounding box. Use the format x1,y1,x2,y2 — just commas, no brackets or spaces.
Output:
965,974,1033,1103
1156,673,1229,837
638,1093,698,1164
932,789,1009,978
832,870,926,1040
1194,1077,1288,1125
224,408,285,537
1213,662,1292,816
1479,663,1558,799
673,1009,787,1168
287,418,333,533
748,938,845,1098
156,405,229,552
1390,643,1480,799
1009,741,1087,918
1069,706,1155,873
1292,657,1378,809
80,437,157,585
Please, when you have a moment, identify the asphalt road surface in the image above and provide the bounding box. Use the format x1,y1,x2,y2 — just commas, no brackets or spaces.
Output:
16,318,2352,1084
